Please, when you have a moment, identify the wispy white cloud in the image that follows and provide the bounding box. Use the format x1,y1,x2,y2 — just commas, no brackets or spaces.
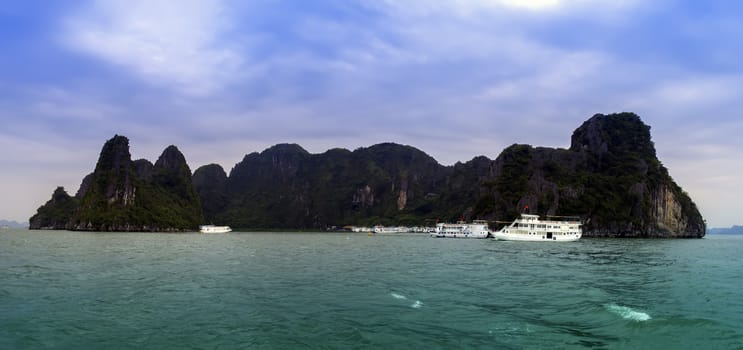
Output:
4,0,743,227
62,0,244,96
370,0,644,19
629,76,743,113
28,87,121,122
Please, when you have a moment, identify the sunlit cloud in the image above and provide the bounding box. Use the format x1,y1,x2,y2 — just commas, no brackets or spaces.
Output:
0,0,742,227
62,0,244,96
496,0,561,10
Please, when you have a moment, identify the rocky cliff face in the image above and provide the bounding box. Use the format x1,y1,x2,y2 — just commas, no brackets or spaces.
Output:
31,113,705,237
573,113,704,237
31,135,204,232
75,173,93,199
192,164,228,221
72,135,137,230
478,113,704,237
194,142,448,228
29,187,78,229
193,112,703,237
145,145,204,229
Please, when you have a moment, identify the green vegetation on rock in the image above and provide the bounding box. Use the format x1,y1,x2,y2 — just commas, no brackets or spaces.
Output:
29,187,78,229
32,135,203,232
481,113,705,237
194,113,704,237
30,113,705,237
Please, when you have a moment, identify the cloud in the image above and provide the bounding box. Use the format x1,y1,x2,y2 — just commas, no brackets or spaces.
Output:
62,0,244,96
369,0,643,19
369,0,562,17
3,0,740,227
498,0,561,10
29,87,121,122
637,76,742,111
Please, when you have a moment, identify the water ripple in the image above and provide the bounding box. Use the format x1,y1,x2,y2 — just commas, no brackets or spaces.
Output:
0,230,742,348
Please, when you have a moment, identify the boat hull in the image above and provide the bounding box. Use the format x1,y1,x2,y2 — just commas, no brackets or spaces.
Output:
430,232,489,239
492,231,581,242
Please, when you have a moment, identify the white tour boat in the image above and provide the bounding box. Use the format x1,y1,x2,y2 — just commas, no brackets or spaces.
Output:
372,226,409,234
492,214,581,242
199,225,232,233
430,220,491,238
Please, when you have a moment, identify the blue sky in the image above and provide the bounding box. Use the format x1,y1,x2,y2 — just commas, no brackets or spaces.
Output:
1,0,742,227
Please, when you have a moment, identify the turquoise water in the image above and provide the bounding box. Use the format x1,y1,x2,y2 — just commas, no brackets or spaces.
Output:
1,229,742,349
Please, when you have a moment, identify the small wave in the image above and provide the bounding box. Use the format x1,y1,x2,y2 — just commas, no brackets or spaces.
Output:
390,292,407,300
14,264,49,270
605,303,651,321
391,292,422,308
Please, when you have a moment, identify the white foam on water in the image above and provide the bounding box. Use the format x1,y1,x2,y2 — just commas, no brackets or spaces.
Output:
391,293,421,308
605,303,651,321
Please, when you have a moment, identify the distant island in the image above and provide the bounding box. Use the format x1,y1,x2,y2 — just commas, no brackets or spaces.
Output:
0,220,27,229
707,226,743,235
30,140,202,232
30,112,705,238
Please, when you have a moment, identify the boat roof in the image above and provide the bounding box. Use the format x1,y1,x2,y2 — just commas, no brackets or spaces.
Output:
514,214,582,224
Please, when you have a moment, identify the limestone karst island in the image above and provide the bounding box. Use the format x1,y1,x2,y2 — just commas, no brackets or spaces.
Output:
29,113,705,238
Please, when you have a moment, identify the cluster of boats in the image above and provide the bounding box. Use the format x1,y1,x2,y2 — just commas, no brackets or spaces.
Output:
431,214,582,242
350,226,434,234
200,214,582,242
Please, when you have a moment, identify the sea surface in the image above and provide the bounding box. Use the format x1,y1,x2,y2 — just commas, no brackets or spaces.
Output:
1,229,742,349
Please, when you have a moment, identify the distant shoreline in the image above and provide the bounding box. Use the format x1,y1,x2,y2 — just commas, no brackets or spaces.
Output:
707,227,743,235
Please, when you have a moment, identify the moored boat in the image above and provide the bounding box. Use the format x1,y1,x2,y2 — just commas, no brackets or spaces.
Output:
373,225,409,234
430,220,490,238
492,214,581,241
199,225,232,233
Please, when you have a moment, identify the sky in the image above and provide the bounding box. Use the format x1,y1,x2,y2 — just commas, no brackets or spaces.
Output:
1,0,742,227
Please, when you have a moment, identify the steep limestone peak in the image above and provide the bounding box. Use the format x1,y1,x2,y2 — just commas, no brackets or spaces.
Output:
570,112,656,157
95,134,132,172
155,145,188,173
32,136,204,231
